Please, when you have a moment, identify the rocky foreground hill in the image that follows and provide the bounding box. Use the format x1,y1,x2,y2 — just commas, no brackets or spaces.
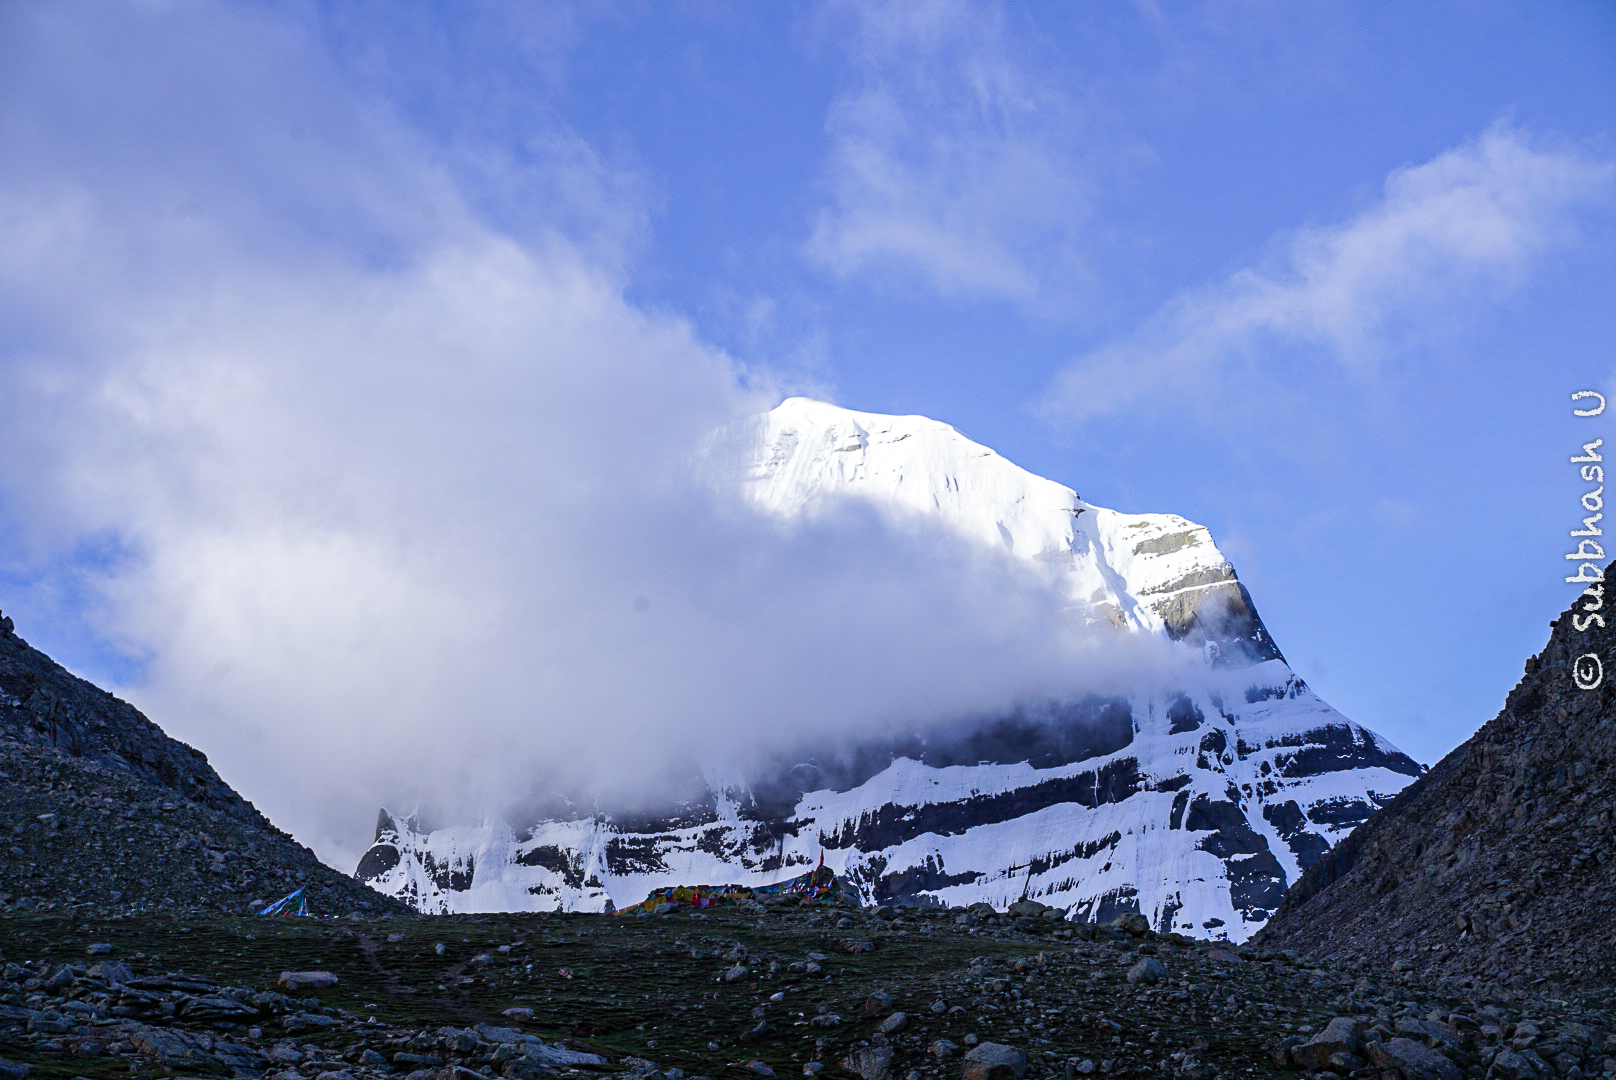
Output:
1255,590,1616,1002
0,607,403,916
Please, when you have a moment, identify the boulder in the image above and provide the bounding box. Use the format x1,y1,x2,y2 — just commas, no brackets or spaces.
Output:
278,971,338,990
1108,913,1150,937
877,1012,908,1034
1125,958,1167,985
1291,1017,1365,1070
1366,1037,1463,1080
961,1042,1028,1080
1007,900,1047,918
841,1046,894,1080
1487,1049,1545,1080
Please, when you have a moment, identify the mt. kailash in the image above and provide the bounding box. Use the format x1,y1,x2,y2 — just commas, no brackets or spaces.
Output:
357,398,1420,940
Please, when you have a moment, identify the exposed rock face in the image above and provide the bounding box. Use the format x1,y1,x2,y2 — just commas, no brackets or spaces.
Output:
0,608,404,915
1255,591,1616,998
358,401,1421,937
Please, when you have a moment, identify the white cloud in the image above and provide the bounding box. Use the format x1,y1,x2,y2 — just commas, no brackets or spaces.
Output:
806,0,1100,302
1040,125,1615,426
0,2,1150,869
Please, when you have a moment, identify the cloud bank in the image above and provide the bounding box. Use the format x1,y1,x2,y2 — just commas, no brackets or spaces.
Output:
1040,125,1615,428
0,3,1162,868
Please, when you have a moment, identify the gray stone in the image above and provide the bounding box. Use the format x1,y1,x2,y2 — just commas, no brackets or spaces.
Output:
1125,958,1167,985
475,1025,537,1046
723,965,750,984
745,1063,776,1077
1108,913,1150,937
0,1059,29,1080
88,961,133,983
960,1042,1028,1080
84,943,113,955
878,1012,908,1034
502,1008,535,1021
278,971,338,990
1329,1052,1367,1074
1007,900,1047,918
865,991,894,1014
525,1046,607,1068
1292,1018,1365,1069
809,1013,841,1029
1487,1051,1544,1080
842,1047,894,1080
1366,1037,1463,1080
930,1040,960,1060
129,1027,211,1069
1397,1018,1461,1052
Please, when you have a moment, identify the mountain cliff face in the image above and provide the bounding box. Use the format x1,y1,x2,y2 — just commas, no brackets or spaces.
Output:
1254,588,1616,997
357,399,1421,939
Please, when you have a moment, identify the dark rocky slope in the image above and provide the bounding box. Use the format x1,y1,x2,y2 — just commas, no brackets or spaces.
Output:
1255,590,1616,1002
0,607,404,916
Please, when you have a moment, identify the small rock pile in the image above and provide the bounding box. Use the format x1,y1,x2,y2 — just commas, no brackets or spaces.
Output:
1274,1004,1616,1080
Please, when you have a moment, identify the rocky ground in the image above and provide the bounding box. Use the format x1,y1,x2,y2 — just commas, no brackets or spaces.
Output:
1255,597,1616,1000
1,898,1613,1080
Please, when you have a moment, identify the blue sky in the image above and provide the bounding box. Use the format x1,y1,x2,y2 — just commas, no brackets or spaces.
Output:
0,1,1613,861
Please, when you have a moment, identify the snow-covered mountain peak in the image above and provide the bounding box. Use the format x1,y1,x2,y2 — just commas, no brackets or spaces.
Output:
358,398,1419,939
712,398,1277,662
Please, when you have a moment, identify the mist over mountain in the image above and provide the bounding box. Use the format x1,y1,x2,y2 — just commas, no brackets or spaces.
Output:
359,400,1421,940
